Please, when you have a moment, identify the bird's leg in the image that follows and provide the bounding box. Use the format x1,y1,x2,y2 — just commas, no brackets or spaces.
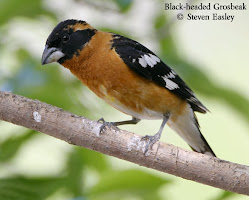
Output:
98,117,141,133
141,113,170,154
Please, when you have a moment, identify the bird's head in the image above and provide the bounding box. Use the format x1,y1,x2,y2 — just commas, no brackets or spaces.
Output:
41,19,96,65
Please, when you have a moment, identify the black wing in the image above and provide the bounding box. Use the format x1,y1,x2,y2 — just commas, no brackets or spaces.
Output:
111,34,208,113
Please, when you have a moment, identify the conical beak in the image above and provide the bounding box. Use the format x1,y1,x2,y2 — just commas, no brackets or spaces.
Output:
41,45,65,65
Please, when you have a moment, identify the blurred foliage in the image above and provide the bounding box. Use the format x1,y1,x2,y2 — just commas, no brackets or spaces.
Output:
0,0,55,26
0,176,64,200
210,191,235,200
0,0,248,200
87,169,170,200
114,0,133,12
0,130,36,162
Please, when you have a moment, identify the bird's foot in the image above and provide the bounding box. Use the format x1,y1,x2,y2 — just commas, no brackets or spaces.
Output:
97,118,119,134
141,132,161,154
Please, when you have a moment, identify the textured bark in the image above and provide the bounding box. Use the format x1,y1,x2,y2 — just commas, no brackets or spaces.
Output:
0,91,248,195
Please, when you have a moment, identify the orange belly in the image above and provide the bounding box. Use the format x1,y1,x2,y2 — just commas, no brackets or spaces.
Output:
62,31,186,120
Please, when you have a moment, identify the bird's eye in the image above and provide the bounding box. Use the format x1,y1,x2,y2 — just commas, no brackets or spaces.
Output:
62,34,70,43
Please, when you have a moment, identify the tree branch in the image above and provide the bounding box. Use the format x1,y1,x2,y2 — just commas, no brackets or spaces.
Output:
0,91,248,195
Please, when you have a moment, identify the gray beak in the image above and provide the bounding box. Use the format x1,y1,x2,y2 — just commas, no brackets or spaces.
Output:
41,45,65,65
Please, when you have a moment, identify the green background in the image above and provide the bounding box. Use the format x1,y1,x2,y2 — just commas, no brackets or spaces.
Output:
0,0,248,199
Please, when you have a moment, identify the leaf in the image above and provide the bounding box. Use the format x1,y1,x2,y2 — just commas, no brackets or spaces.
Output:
70,198,87,200
64,148,86,197
88,169,170,196
64,147,108,196
75,147,108,172
0,0,55,26
114,0,133,12
0,130,36,163
210,191,235,200
0,176,64,200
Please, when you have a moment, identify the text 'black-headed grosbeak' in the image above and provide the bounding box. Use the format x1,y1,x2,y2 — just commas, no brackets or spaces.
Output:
41,19,216,157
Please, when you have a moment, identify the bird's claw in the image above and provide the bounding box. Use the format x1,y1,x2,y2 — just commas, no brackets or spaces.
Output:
141,133,160,154
97,118,119,134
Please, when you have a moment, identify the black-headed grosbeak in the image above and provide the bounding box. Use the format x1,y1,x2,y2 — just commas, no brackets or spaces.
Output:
41,19,215,157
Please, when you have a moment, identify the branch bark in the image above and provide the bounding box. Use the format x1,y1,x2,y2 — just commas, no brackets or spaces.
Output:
0,91,248,195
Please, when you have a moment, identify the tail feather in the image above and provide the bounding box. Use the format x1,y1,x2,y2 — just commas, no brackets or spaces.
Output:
189,133,216,157
168,104,216,157
191,114,216,157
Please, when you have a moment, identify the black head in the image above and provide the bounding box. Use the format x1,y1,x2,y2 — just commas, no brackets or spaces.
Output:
41,19,96,65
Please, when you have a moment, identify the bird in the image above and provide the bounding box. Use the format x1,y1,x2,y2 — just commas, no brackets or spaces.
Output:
41,19,216,157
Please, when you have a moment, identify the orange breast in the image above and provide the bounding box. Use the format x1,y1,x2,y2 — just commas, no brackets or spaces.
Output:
62,31,186,119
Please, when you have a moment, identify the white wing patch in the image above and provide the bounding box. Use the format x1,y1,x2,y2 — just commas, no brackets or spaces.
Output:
144,54,155,67
138,57,147,68
165,72,175,79
138,53,160,68
162,75,179,90
149,54,160,63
